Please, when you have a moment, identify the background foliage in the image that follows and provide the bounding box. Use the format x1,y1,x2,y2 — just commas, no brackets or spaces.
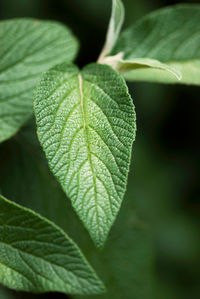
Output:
0,0,199,298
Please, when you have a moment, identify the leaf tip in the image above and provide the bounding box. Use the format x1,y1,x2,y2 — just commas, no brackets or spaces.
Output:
97,281,107,294
90,227,110,250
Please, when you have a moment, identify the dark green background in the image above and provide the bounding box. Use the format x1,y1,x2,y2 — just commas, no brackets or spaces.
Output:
0,0,200,298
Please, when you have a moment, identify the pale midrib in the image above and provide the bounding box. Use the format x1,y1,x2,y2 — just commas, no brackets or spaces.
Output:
78,74,100,237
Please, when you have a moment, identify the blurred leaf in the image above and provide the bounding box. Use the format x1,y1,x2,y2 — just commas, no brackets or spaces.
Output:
113,4,200,85
122,0,157,27
0,18,79,143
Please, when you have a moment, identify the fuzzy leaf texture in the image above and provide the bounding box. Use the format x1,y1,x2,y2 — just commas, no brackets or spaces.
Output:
0,18,79,143
112,4,200,85
34,63,136,248
102,54,182,81
98,0,181,81
0,194,104,295
98,0,124,62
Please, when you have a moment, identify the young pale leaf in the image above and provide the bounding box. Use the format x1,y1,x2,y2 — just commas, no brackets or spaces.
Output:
0,194,104,295
123,60,200,85
34,63,136,248
0,18,79,143
102,53,182,80
113,4,200,85
98,0,124,62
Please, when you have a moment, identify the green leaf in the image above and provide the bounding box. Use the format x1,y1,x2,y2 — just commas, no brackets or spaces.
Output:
34,63,136,248
0,18,79,143
98,0,124,62
113,4,200,85
0,193,104,295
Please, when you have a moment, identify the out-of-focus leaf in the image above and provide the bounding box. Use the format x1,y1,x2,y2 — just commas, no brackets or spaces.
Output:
113,5,200,85
0,18,79,143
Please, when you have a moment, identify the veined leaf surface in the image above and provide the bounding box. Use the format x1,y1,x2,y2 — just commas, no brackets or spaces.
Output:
113,4,200,85
0,18,79,143
34,63,136,248
0,194,104,295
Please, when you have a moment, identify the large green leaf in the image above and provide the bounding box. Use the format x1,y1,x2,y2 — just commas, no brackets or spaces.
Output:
0,18,79,143
34,63,136,248
112,4,200,85
0,193,104,295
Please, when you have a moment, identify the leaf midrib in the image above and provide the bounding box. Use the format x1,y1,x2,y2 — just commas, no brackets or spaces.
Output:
78,74,101,237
